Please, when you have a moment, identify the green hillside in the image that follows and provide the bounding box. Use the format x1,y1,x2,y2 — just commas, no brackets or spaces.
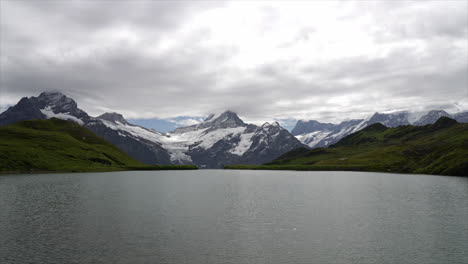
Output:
0,118,197,173
225,117,468,176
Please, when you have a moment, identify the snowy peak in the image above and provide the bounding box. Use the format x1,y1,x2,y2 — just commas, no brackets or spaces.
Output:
414,110,450,126
368,111,410,127
293,109,468,148
161,110,304,167
37,91,78,112
98,112,129,125
454,111,468,123
209,110,245,128
36,91,90,122
173,110,245,133
0,91,90,126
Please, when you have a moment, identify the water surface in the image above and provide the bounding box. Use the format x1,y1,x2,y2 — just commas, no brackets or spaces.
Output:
1,170,467,264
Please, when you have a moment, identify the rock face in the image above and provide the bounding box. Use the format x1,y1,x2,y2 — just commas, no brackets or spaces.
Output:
293,110,468,148
0,92,305,168
0,92,91,126
291,120,336,136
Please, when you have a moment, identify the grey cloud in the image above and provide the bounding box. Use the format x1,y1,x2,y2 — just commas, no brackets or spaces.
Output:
1,0,467,125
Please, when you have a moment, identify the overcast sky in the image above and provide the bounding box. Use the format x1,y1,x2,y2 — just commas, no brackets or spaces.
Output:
1,0,467,128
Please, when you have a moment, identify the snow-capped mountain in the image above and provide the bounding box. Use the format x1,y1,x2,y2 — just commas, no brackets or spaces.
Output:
454,111,468,123
293,110,468,148
0,91,92,126
292,119,368,148
92,110,304,168
413,110,451,126
0,92,305,168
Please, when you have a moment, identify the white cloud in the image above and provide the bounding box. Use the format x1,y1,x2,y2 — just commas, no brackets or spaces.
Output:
170,118,204,127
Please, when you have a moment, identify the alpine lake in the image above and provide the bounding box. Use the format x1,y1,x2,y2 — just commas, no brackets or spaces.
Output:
1,170,467,264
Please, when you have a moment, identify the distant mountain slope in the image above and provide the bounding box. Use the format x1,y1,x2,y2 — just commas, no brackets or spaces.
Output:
0,92,305,168
292,110,467,148
0,118,145,172
227,117,468,176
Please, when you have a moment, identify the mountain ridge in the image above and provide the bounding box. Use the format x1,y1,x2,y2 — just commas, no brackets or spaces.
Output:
292,110,467,148
0,92,305,168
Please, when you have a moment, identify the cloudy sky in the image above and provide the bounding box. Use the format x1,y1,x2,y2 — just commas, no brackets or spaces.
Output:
1,0,467,130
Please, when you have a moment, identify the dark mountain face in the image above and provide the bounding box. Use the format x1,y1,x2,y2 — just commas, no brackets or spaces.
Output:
97,112,130,125
37,92,89,119
0,92,306,168
0,92,92,127
0,97,46,126
291,120,335,136
239,122,305,165
367,112,410,127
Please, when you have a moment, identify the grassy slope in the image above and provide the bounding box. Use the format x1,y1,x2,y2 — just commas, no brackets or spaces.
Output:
225,117,468,176
0,118,197,173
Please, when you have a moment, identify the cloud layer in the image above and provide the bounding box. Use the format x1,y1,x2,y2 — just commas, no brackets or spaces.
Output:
1,0,467,124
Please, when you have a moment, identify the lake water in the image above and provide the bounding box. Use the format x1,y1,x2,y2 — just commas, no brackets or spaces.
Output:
1,170,467,264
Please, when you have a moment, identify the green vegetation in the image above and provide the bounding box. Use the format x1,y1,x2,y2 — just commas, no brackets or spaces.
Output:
0,118,197,173
226,117,468,176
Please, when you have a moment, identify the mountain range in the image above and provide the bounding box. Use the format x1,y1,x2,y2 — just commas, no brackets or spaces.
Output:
292,110,468,148
227,117,468,176
1,92,466,168
0,92,305,168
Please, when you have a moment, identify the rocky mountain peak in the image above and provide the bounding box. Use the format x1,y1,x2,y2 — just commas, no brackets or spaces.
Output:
212,110,244,124
37,91,78,112
204,110,246,128
0,91,90,126
172,110,245,133
38,91,65,100
98,112,129,125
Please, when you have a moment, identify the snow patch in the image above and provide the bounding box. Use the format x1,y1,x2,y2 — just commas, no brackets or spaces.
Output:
296,130,331,148
229,132,254,156
40,106,84,125
101,118,247,162
351,119,368,133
